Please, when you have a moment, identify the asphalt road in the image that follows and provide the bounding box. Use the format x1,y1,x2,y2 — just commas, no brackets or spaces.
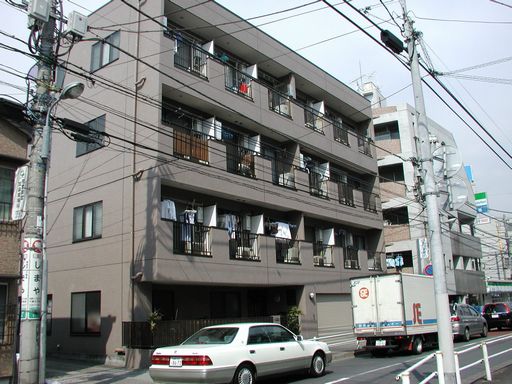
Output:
46,330,512,384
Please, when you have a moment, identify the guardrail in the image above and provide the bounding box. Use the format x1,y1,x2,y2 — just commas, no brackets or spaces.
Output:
395,334,512,384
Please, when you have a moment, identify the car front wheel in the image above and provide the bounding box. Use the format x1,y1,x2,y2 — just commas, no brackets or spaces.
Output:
232,364,255,384
309,352,326,377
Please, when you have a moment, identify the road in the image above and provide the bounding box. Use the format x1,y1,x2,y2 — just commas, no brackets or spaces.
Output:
47,330,512,384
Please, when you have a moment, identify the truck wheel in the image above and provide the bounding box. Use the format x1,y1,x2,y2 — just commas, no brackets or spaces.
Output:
412,337,423,355
463,327,470,342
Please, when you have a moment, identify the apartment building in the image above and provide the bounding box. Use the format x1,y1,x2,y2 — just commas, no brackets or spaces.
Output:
0,98,31,382
46,0,384,365
371,95,485,304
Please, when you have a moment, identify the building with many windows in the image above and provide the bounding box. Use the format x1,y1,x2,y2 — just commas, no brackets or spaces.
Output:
370,92,485,305
46,0,384,366
0,98,31,382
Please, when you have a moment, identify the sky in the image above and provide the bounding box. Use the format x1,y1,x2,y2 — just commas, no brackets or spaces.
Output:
1,0,511,214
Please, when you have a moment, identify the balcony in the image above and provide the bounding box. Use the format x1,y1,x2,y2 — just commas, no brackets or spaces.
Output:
174,40,208,79
309,172,328,198
333,121,349,146
304,107,324,133
450,231,482,259
226,144,256,178
173,222,212,256
344,247,360,269
358,136,373,157
362,191,377,213
338,182,354,206
367,250,383,271
172,125,209,163
268,90,291,118
224,66,253,100
275,239,300,264
229,231,259,261
313,243,334,267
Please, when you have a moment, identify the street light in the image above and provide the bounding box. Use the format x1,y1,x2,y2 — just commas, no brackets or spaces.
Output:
39,81,84,384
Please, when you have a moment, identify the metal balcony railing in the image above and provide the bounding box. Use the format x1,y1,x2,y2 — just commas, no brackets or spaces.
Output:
358,136,372,157
338,182,354,206
304,107,324,133
344,247,360,269
275,239,300,264
363,190,378,213
174,41,208,79
268,90,291,117
173,222,212,256
333,121,349,145
313,243,334,267
226,144,255,178
229,231,259,260
224,66,252,99
367,251,383,271
309,172,328,198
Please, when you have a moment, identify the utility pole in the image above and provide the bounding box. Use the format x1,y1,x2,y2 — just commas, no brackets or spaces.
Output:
399,1,457,382
19,2,56,383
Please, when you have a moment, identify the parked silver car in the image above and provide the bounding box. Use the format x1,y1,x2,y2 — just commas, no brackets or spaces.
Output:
451,303,488,341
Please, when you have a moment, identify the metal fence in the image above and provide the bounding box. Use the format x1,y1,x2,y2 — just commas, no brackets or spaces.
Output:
173,222,211,256
122,316,279,349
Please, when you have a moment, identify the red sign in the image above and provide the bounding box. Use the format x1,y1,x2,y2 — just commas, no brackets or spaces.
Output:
359,287,370,299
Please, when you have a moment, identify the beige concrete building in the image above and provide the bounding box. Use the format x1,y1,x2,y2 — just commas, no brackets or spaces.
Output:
46,0,384,366
0,98,31,383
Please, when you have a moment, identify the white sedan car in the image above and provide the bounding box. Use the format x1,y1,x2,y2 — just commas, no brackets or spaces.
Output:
149,322,332,383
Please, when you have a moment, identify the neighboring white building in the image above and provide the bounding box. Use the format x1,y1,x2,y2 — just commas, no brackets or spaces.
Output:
475,212,512,301
369,86,485,304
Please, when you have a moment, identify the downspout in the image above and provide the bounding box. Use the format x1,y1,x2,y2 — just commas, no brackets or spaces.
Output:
131,0,146,325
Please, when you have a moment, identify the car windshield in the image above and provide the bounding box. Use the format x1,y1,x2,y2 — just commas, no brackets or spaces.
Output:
182,327,238,345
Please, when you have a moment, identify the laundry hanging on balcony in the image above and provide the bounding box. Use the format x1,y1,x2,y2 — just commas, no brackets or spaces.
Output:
274,222,291,239
161,199,176,221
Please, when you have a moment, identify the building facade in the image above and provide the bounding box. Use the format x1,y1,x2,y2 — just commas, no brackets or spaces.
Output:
46,0,384,366
372,99,485,304
0,98,31,382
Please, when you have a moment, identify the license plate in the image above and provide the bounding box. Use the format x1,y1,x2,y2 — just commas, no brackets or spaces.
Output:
492,314,499,318
376,340,386,346
169,358,182,367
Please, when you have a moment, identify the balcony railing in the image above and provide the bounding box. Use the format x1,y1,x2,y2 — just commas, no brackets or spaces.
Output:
313,243,334,267
338,182,354,206
358,136,372,157
229,231,259,261
275,239,300,264
363,191,378,213
309,172,328,198
268,90,291,117
224,66,252,99
226,144,256,178
344,247,360,269
271,156,295,189
173,125,209,163
333,121,349,145
173,222,212,256
174,41,208,79
367,251,383,271
304,107,324,133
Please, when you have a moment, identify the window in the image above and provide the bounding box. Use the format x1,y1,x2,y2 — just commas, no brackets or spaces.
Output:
71,291,101,335
374,121,399,141
73,201,102,242
0,168,14,222
46,294,53,336
0,284,6,341
76,115,105,156
91,31,120,71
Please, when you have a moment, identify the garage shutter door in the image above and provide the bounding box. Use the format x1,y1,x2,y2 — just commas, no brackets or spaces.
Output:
316,294,353,337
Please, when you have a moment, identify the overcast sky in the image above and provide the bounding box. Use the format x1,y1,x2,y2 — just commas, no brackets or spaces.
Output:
1,0,511,213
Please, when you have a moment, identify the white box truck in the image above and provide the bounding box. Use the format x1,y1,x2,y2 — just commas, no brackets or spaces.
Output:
351,273,438,355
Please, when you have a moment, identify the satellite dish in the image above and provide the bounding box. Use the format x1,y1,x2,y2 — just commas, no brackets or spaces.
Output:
432,144,462,180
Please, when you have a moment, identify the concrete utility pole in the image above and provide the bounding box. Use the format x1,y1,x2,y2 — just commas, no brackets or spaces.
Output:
399,1,456,382
19,2,56,383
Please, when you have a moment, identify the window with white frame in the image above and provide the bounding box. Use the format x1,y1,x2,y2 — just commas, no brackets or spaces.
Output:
76,115,105,156
73,201,102,242
91,31,120,71
71,291,101,335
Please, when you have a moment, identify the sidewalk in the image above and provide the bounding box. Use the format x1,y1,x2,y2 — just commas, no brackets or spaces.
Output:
471,363,512,383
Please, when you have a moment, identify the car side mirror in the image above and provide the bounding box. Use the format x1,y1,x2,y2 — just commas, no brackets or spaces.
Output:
295,335,303,341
